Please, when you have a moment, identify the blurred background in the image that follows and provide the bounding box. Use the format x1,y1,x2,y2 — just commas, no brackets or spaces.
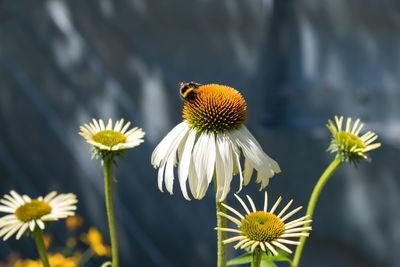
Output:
0,0,399,266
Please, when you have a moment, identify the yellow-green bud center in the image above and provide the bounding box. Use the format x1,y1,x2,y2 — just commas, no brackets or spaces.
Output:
15,200,52,222
240,211,285,243
336,132,366,150
92,130,127,147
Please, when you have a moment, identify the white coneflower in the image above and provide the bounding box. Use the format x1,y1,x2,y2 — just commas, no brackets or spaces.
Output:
0,191,77,240
79,118,145,154
215,192,311,256
152,83,280,201
327,116,381,163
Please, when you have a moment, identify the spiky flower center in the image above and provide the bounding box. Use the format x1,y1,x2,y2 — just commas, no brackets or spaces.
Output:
183,84,247,133
15,200,52,222
92,130,127,147
240,211,285,243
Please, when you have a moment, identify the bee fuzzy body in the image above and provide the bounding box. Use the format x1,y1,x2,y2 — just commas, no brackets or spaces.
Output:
179,82,202,102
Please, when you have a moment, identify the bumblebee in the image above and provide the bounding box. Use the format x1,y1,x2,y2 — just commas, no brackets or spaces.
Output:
179,82,202,101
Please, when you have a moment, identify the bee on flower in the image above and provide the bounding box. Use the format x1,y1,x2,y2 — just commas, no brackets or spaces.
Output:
152,83,281,201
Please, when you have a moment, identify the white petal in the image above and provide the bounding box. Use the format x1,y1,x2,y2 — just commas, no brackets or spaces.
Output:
120,121,131,134
231,142,243,193
215,134,233,202
230,126,280,181
36,220,45,230
44,191,57,202
157,161,166,192
164,152,176,194
16,223,29,240
10,191,25,205
3,223,22,240
29,221,36,231
0,205,15,213
99,119,105,130
188,157,200,198
243,159,253,186
106,118,112,130
151,122,189,167
114,119,123,132
191,133,216,199
178,129,197,200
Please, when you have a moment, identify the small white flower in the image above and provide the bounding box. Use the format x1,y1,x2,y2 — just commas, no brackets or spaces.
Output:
215,192,311,256
79,118,145,151
152,83,280,201
0,191,77,240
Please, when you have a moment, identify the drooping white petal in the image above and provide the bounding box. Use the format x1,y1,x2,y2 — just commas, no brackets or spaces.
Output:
243,159,254,186
164,128,190,195
188,156,200,199
178,129,197,200
231,141,243,193
191,132,216,199
230,126,280,189
215,134,233,202
151,122,189,167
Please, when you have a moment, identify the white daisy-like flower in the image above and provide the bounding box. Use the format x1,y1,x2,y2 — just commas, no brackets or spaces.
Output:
79,118,145,151
151,83,281,201
0,191,77,240
215,192,311,256
327,116,381,163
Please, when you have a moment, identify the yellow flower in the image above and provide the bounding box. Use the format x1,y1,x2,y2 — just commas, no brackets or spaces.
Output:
81,227,111,257
327,116,381,163
14,253,79,267
65,215,83,231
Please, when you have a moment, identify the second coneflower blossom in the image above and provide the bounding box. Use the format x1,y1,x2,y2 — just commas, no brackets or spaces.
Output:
152,83,281,201
0,191,77,240
79,118,145,160
215,192,311,256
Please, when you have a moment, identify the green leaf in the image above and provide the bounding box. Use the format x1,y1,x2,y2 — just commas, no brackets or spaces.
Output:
261,261,278,267
260,248,292,263
101,261,112,267
227,248,292,266
227,252,252,265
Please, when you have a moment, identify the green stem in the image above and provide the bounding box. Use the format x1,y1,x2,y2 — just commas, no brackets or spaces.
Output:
251,247,262,267
32,227,50,267
291,157,342,267
78,247,94,267
214,177,227,267
104,157,119,267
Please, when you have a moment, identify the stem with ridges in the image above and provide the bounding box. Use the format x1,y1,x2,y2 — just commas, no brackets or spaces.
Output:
33,227,50,267
214,176,227,267
251,247,262,267
104,157,119,267
291,157,342,267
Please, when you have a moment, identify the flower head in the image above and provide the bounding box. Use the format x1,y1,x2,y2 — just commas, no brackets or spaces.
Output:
65,215,83,231
327,116,381,163
81,227,111,257
79,118,145,159
215,192,311,256
152,83,280,201
0,191,77,240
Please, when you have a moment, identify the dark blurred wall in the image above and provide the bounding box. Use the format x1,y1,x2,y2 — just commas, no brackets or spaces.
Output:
0,0,399,266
